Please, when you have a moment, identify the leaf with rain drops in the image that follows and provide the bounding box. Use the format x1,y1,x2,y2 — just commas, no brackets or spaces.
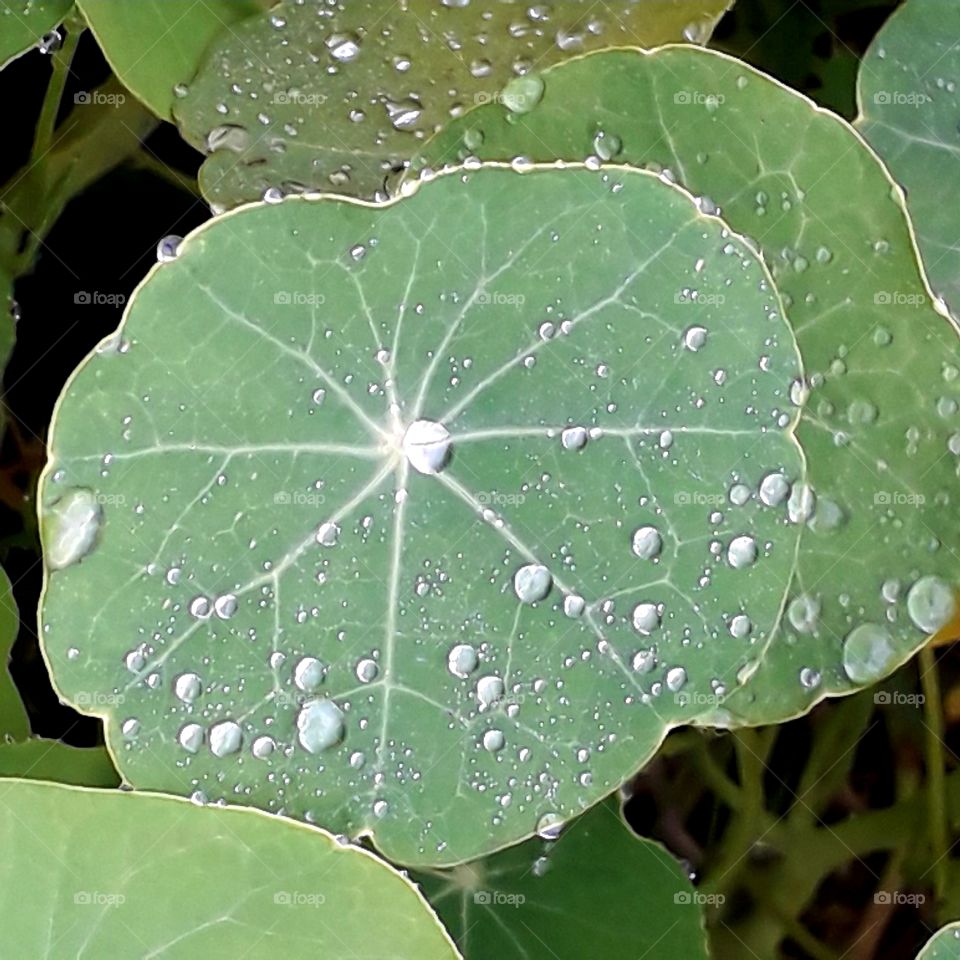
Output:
0,739,119,786
76,0,263,119
410,47,960,727
39,165,806,865
0,0,72,69
857,0,960,321
415,795,709,959
173,0,735,208
919,922,960,959
0,780,460,958
0,565,28,741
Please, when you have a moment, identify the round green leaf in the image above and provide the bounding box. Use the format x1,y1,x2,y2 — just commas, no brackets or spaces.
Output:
0,565,27,741
0,739,119,786
173,0,734,207
417,795,710,959
411,46,960,727
918,922,960,959
857,0,960,320
0,0,71,69
0,780,459,958
40,166,804,865
77,0,262,119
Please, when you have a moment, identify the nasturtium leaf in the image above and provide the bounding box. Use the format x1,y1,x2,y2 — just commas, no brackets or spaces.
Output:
0,780,460,958
417,795,709,959
40,165,805,866
0,739,118,785
174,0,735,208
411,47,960,727
0,566,27,741
857,0,960,320
918,922,960,959
76,0,263,119
0,0,71,69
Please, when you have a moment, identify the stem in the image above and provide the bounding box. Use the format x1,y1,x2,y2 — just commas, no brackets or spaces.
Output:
31,18,83,162
126,149,202,198
919,645,949,903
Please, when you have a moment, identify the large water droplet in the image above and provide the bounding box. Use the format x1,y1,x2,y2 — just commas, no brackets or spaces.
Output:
45,488,102,570
403,419,452,475
906,576,956,634
842,623,896,684
297,698,345,753
208,720,243,757
514,563,552,603
447,643,479,678
631,525,662,560
294,656,326,692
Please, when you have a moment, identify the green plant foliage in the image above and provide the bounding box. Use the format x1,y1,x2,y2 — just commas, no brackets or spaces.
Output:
173,0,735,207
0,739,118,785
39,165,807,866
0,0,71,68
0,780,460,958
857,0,960,320
76,0,263,119
917,922,960,959
0,566,27,741
417,796,710,959
411,46,960,727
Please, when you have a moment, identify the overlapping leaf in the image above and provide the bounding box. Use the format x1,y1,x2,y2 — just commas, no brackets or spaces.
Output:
0,0,71,69
0,565,27,741
412,46,960,726
77,0,263,118
174,0,734,207
417,796,709,959
918,922,960,959
0,780,459,958
857,0,960,320
0,739,118,785
40,166,804,865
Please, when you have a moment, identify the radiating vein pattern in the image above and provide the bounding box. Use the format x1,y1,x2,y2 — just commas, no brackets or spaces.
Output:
41,167,806,865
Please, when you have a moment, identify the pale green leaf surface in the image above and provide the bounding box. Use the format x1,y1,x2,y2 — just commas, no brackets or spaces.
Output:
857,0,960,320
918,922,960,959
0,780,460,958
412,47,960,727
77,0,262,118
0,565,27,741
0,0,71,68
174,0,734,207
40,166,803,865
0,738,118,785
417,796,709,960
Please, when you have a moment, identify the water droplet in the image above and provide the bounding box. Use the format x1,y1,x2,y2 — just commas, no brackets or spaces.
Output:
759,473,790,507
631,525,663,560
447,643,479,678
787,594,820,634
174,672,202,704
189,596,211,619
45,488,102,570
632,602,661,635
403,419,452,474
561,426,588,450
156,235,182,262
501,73,544,114
316,521,340,546
252,735,275,759
727,535,757,569
178,723,204,753
476,675,504,708
294,656,326,692
482,729,505,751
536,812,564,840
208,720,243,757
842,623,896,684
326,31,361,62
514,563,552,603
682,325,708,352
906,576,956,634
799,667,821,690
563,593,585,618
296,699,345,753
665,666,687,692
729,614,752,638
356,657,379,683
632,649,656,673
214,593,237,619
